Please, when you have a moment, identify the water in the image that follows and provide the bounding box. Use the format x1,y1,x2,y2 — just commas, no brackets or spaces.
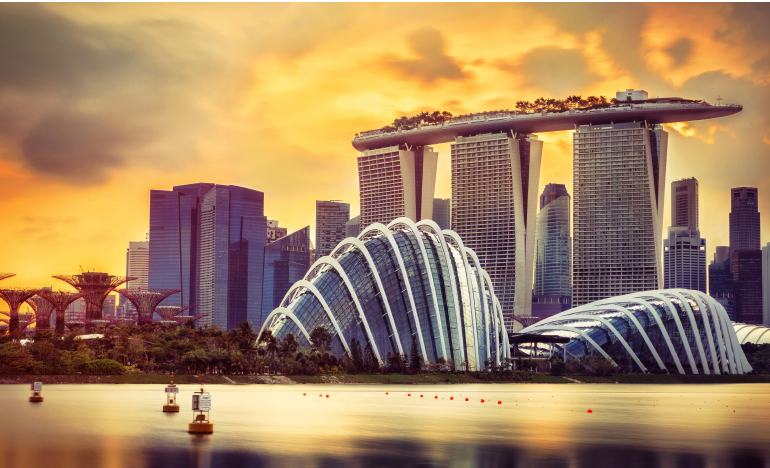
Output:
2,383,769,468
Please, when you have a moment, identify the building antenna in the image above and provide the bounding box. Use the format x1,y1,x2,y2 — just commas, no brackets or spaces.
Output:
717,95,723,106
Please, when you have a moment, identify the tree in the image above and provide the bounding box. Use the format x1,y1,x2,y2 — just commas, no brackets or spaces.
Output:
409,336,422,373
363,342,378,374
310,326,333,354
350,339,364,373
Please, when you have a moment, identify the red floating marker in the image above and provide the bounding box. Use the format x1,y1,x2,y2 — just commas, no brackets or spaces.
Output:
420,395,424,398
326,395,329,398
408,393,411,396
386,392,389,395
587,409,593,413
319,394,322,397
450,397,454,400
481,399,485,403
434,396,438,399
465,398,469,401
303,393,306,396
498,401,502,405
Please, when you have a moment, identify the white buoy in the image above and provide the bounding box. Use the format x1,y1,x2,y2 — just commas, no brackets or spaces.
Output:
29,382,43,403
188,375,213,433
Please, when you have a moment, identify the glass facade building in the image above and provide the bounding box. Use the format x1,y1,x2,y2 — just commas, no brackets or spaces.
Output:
259,217,511,371
316,201,350,258
262,226,313,327
534,183,571,297
149,183,266,330
520,289,751,375
432,198,451,230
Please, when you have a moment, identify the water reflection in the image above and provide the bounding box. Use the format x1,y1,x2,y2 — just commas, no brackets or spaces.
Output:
2,384,770,468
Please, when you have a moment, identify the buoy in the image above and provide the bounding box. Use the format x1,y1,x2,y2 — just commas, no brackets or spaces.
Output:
408,393,411,396
420,395,423,398
465,398,469,401
29,382,43,403
434,396,438,399
326,395,329,398
163,374,180,412
587,409,593,413
386,392,389,395
481,399,485,403
188,375,213,434
303,393,306,396
450,397,454,400
498,401,502,405
319,394,322,397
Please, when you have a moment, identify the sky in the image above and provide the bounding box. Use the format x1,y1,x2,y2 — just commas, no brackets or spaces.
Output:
1,3,769,292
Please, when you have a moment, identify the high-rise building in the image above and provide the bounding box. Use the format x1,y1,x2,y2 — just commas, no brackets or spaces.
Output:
149,183,267,330
534,183,571,298
732,250,763,324
432,198,451,230
709,256,735,320
663,228,706,293
267,220,288,243
762,242,770,327
730,187,760,252
126,240,149,289
261,226,313,326
451,132,542,329
572,120,667,306
714,246,730,264
102,295,116,319
315,201,350,258
357,145,438,230
345,215,360,238
671,178,699,231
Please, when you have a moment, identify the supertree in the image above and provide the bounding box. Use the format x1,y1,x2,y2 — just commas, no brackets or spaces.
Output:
18,313,35,335
53,272,135,322
27,296,56,331
513,315,542,328
116,288,181,325
0,288,41,336
0,273,16,282
37,290,87,335
156,305,193,321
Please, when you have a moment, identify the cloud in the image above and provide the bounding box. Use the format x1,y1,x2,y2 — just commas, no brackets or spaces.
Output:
666,39,692,68
381,28,470,84
498,46,600,97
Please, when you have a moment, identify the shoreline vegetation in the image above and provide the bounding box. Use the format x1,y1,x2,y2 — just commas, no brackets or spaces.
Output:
2,373,770,385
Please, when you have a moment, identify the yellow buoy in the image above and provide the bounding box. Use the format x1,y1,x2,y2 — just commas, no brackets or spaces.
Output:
188,374,213,433
163,374,180,412
29,382,44,403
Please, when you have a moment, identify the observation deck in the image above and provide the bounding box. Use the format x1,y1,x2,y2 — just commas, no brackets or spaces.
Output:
351,99,742,151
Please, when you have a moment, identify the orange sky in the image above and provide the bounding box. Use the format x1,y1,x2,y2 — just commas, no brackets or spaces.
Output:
0,3,769,293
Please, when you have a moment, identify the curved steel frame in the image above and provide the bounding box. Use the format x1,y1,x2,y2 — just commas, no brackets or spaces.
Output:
258,308,312,343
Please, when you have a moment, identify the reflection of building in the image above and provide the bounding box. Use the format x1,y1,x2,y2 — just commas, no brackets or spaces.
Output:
573,121,667,306
732,250,763,324
664,228,706,293
534,184,571,298
260,218,510,371
345,215,360,238
149,183,267,330
432,198,451,230
261,226,313,327
521,289,751,375
452,133,542,330
267,220,288,243
764,243,770,326
357,146,437,230
316,201,350,258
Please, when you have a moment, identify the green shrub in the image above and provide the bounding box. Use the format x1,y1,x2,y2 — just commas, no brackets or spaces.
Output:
84,359,126,375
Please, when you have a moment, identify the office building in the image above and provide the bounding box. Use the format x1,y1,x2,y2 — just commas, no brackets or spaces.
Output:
730,187,760,252
126,240,149,289
345,215,360,238
732,250,763,324
663,228,706,293
432,198,451,230
714,246,730,264
762,242,770,327
102,295,116,318
534,183,571,297
267,220,288,243
148,183,267,330
572,121,667,306
316,201,350,258
451,132,542,329
709,255,735,320
671,178,698,231
531,295,572,318
261,226,313,326
357,145,438,230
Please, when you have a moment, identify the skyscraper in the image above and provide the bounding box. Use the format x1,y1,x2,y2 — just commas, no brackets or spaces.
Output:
357,145,437,230
345,215,360,238
709,255,734,320
714,246,730,264
732,250,763,324
730,187,760,252
315,201,350,258
534,183,571,297
763,243,770,326
671,178,699,231
451,132,542,329
262,226,313,325
125,239,149,317
432,198,451,230
572,119,667,306
663,227,706,293
148,183,267,330
267,220,288,243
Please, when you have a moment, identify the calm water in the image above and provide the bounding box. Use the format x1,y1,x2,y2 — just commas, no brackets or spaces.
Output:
2,383,770,468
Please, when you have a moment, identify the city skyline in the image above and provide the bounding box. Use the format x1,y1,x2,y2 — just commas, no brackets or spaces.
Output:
1,3,769,288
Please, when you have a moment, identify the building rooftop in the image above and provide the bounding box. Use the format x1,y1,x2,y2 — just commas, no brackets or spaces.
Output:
352,98,742,151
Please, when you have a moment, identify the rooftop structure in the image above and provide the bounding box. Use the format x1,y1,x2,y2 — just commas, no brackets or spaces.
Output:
53,273,134,322
37,291,87,335
27,296,56,330
156,305,195,325
0,288,40,335
116,288,181,324
352,98,742,151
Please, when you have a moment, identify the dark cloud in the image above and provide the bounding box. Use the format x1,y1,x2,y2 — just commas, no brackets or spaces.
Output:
666,39,692,68
0,4,232,185
720,3,770,46
499,46,600,97
381,28,470,84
